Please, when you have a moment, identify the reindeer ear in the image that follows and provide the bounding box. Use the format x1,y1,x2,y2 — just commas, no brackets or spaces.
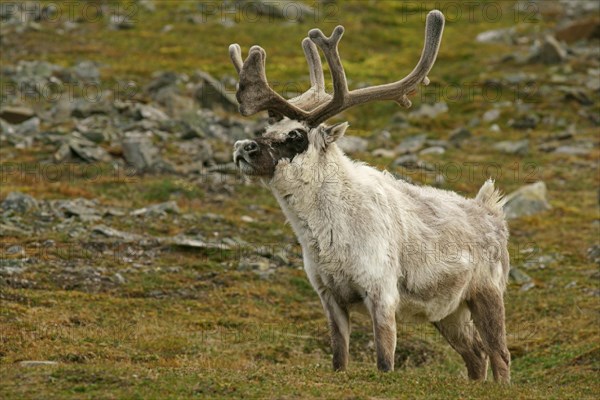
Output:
322,122,348,144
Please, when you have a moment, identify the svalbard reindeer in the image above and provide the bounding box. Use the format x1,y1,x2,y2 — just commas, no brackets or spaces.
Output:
230,10,510,383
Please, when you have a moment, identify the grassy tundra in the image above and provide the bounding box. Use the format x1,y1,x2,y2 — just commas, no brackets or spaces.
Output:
1,1,598,398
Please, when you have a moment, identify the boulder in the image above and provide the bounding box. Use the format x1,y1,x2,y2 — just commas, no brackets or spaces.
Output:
503,182,551,219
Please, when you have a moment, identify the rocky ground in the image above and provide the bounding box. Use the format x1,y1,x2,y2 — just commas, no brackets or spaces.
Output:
0,1,599,399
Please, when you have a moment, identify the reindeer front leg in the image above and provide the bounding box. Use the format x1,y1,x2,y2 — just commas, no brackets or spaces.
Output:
367,293,398,372
320,293,350,371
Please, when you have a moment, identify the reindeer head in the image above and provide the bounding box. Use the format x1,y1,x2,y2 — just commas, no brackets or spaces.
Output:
231,10,445,179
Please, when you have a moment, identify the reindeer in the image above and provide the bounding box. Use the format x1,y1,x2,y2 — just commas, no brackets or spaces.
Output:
229,10,511,383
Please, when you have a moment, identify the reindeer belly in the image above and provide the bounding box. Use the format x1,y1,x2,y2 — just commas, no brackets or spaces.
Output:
396,266,473,322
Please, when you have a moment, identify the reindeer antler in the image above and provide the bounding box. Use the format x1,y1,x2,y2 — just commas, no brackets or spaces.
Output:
229,10,445,126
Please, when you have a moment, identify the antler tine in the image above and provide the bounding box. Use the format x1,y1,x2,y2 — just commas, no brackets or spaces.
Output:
229,44,243,74
229,43,310,119
302,38,325,92
305,10,445,126
308,25,348,102
287,38,332,111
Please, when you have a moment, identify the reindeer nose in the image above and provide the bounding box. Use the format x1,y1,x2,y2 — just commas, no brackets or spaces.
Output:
235,139,259,155
244,141,258,153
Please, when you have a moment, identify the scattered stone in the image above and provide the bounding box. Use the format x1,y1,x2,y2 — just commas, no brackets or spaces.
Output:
448,127,472,146
587,245,600,264
122,134,160,172
408,102,448,119
509,115,539,130
19,361,59,367
475,27,516,44
131,201,180,217
54,198,101,222
1,191,38,213
371,148,396,158
0,106,35,124
6,245,24,255
68,137,112,163
167,235,228,250
509,267,532,284
503,181,551,220
520,282,535,292
244,0,316,22
482,109,501,123
91,225,145,242
529,35,567,65
139,0,156,13
71,60,100,83
394,134,428,155
553,145,592,156
393,154,419,168
0,223,31,237
493,140,529,156
241,215,255,223
564,281,577,289
109,14,135,30
11,117,40,137
193,70,238,112
337,136,368,154
562,88,594,106
238,256,271,272
113,272,126,285
419,146,445,156
0,259,26,276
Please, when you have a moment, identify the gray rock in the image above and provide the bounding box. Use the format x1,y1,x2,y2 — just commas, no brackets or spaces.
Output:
193,70,238,112
509,114,539,130
448,127,472,146
503,181,551,220
493,140,529,156
68,137,112,163
419,146,445,156
588,245,600,264
1,191,38,213
0,259,26,276
395,134,428,155
509,267,532,284
13,117,40,136
409,102,448,119
0,223,31,237
476,27,516,44
71,60,100,83
238,256,271,272
337,136,368,154
131,201,180,217
529,35,567,65
371,148,396,158
139,0,156,13
109,14,135,30
393,154,419,168
6,245,24,255
122,134,160,172
520,282,535,292
91,225,144,242
19,361,58,367
76,115,113,143
55,198,101,222
239,0,316,21
113,272,126,285
71,98,113,118
553,145,592,156
0,106,35,124
482,109,501,123
167,235,228,250
132,104,169,122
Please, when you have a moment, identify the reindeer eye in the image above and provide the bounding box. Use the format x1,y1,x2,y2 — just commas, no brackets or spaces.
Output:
288,129,303,139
